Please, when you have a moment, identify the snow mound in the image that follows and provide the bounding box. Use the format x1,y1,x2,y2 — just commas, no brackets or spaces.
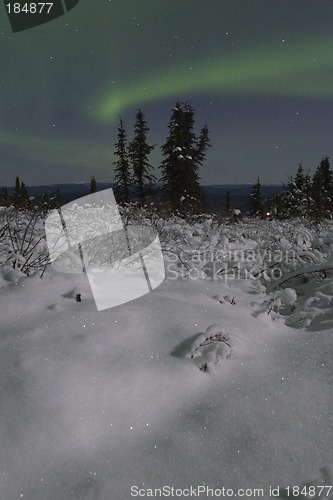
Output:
0,264,26,287
280,287,297,306
188,324,231,372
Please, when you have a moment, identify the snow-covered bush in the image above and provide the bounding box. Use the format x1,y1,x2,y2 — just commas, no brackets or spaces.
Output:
0,207,49,275
260,288,297,317
188,324,231,372
2,202,333,329
118,210,333,296
286,279,333,328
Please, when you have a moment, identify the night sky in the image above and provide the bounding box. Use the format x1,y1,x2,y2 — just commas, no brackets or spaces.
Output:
1,0,333,186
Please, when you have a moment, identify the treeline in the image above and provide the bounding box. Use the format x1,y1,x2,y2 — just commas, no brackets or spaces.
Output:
250,157,333,220
1,176,61,211
2,100,332,221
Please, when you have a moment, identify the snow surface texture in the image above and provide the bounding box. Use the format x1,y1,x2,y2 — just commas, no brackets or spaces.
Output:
0,216,332,499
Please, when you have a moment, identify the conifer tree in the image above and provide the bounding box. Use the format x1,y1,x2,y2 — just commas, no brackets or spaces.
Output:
20,181,29,206
271,159,333,219
39,188,61,211
113,117,131,204
50,188,61,209
90,176,97,194
290,164,311,217
318,156,333,213
310,171,325,220
279,165,311,218
13,176,21,207
310,156,333,219
196,123,210,167
128,110,156,203
225,190,231,214
270,163,313,219
250,177,263,216
160,101,210,213
10,177,29,208
1,186,9,206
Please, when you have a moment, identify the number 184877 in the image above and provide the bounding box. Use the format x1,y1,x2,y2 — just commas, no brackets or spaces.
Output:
6,3,53,14
285,485,332,497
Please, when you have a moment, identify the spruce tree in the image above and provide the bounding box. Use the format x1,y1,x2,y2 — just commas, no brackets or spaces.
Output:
290,164,311,217
1,186,9,206
318,156,333,213
250,177,263,216
11,177,29,208
310,170,325,220
310,156,333,219
20,181,29,206
225,190,231,214
90,176,97,194
160,101,210,213
40,188,61,211
196,123,210,167
271,164,312,219
13,176,21,207
128,110,156,203
113,117,131,204
50,188,61,209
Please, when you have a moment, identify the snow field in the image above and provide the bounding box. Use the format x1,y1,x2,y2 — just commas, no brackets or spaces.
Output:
0,214,332,499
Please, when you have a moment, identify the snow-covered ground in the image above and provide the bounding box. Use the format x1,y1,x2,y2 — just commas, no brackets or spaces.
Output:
0,215,332,500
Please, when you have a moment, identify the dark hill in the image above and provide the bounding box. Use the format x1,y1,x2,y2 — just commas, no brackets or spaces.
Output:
4,183,283,213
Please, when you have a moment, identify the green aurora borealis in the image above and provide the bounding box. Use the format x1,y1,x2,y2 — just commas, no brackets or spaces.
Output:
94,36,333,121
1,0,333,184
